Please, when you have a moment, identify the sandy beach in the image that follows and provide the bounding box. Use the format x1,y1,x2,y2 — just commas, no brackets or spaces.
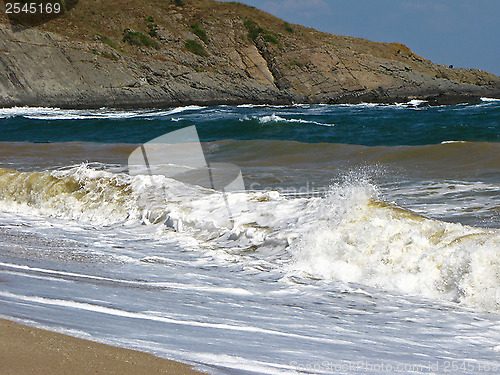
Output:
0,319,204,375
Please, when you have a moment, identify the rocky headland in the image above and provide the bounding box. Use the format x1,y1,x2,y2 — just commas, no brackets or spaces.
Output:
1,0,499,108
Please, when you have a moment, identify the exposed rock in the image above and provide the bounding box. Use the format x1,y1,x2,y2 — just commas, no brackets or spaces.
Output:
0,0,498,108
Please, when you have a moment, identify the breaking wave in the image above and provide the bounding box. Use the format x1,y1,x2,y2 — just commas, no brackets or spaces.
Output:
289,181,500,312
0,165,498,312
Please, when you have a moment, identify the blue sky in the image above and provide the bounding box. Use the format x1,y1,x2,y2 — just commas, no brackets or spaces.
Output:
231,0,500,76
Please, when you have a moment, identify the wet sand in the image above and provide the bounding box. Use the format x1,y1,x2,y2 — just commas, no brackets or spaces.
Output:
0,319,205,375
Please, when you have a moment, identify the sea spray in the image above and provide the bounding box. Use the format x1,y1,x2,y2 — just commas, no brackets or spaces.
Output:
289,179,500,312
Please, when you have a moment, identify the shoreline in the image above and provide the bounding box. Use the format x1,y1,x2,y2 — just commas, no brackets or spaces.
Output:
2,0,500,113
0,318,206,375
0,93,497,111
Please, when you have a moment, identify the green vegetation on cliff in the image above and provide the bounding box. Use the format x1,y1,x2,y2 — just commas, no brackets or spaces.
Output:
190,22,207,43
185,39,207,56
122,29,160,49
0,0,498,108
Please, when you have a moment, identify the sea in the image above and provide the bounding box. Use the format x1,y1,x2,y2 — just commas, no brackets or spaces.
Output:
0,99,499,374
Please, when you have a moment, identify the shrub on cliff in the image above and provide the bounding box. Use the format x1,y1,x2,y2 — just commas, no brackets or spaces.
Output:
284,22,294,33
147,23,159,37
191,23,208,44
145,17,159,38
96,34,120,51
185,40,208,56
244,18,279,45
123,30,160,49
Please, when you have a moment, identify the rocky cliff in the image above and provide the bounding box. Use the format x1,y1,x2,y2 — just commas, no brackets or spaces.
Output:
1,0,499,108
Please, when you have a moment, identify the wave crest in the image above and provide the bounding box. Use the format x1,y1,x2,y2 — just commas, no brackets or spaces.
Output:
289,181,500,311
0,165,498,311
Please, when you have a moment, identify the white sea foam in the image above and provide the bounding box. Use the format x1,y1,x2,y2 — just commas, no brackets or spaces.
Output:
406,99,427,106
159,105,205,115
0,106,61,119
480,97,500,102
237,104,270,108
242,113,335,126
0,106,205,120
0,165,137,225
337,103,380,108
338,100,429,109
0,290,350,343
289,181,500,312
393,99,428,110
0,164,498,312
236,104,295,109
257,113,287,123
1,165,499,374
0,262,254,296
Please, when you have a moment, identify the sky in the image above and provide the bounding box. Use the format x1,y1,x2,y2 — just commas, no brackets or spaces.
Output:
231,0,500,76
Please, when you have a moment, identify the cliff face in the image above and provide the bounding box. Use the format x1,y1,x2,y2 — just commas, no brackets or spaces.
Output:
1,0,499,108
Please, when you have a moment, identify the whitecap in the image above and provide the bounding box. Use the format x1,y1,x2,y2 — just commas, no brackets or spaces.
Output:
252,113,334,126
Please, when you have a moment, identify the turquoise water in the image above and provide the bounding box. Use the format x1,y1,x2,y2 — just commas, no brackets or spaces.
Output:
0,100,499,374
1,101,499,145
